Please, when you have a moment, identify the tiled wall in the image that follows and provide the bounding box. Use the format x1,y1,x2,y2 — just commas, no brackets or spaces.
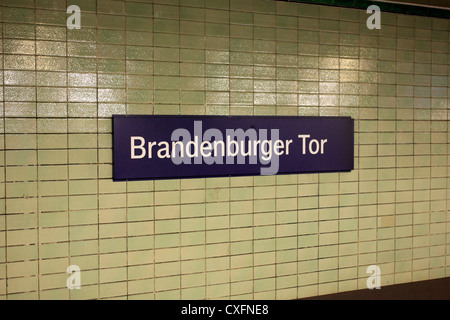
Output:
0,0,449,300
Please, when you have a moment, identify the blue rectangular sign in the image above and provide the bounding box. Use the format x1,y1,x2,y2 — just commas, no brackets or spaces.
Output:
113,115,354,181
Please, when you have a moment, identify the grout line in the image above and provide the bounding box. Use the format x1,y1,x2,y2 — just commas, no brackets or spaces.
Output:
227,0,231,300
356,13,361,291
151,2,156,301
178,2,182,301
371,0,450,11
447,21,450,280
0,0,448,301
426,21,431,282
203,0,207,301
251,5,256,297
151,3,156,301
